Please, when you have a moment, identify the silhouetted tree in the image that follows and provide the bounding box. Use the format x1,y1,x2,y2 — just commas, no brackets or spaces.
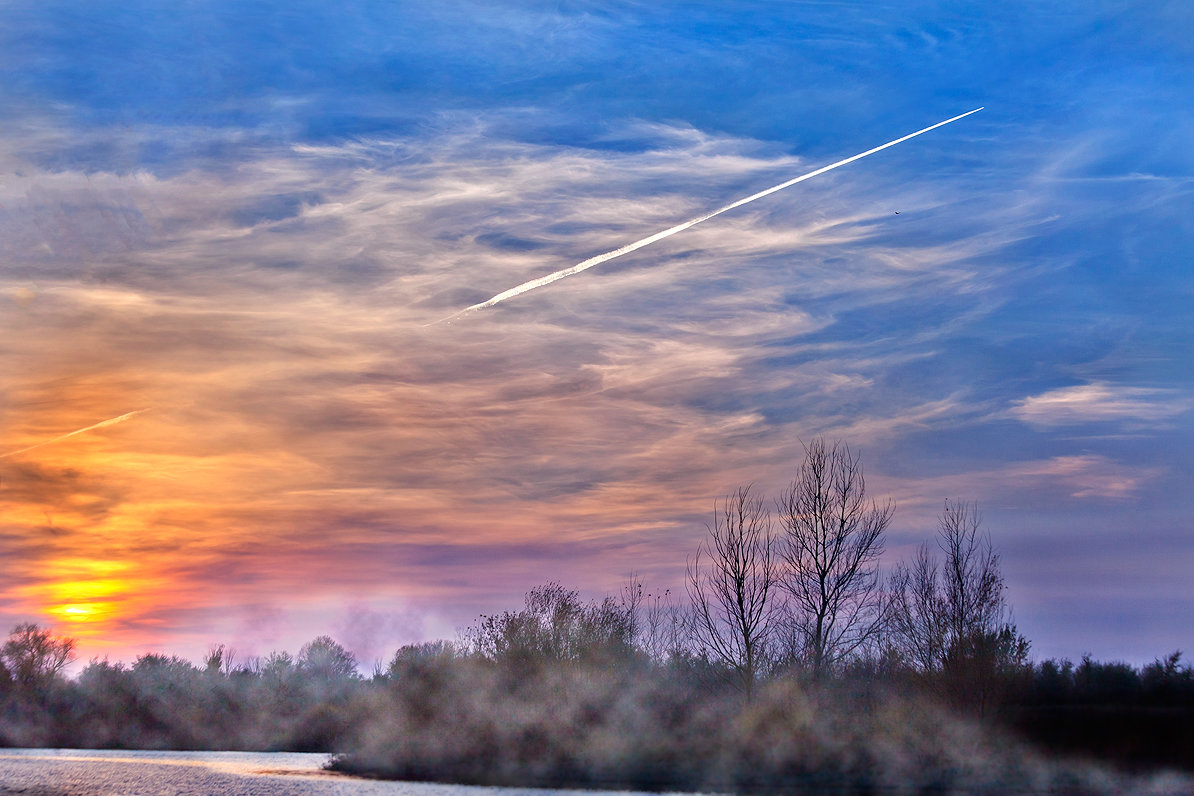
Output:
298,636,359,681
465,582,636,668
204,643,236,676
687,485,779,698
888,543,947,673
777,439,893,677
1,623,76,694
388,640,459,677
1142,650,1192,697
261,650,296,680
888,500,1028,713
938,501,1005,658
638,586,688,664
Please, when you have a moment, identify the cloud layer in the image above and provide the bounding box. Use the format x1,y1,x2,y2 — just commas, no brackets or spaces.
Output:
1,0,1193,666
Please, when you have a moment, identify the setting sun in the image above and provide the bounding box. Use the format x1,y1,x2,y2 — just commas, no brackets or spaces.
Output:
51,603,112,623
21,559,134,634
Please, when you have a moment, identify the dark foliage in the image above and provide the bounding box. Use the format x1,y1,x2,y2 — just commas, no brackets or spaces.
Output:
333,655,1077,794
1005,653,1194,772
463,582,638,672
0,627,371,752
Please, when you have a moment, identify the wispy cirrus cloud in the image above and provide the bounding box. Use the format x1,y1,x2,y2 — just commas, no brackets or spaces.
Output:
1,111,1040,659
437,109,983,323
1014,454,1165,500
3,40,1193,665
1011,383,1190,428
0,0,1191,668
878,453,1166,533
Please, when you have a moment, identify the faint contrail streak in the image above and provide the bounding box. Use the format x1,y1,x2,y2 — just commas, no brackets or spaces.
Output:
0,410,147,460
432,107,983,325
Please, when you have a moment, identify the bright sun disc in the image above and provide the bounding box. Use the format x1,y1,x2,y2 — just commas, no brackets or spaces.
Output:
50,601,113,622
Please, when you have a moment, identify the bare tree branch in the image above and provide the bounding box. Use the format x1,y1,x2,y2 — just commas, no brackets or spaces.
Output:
888,544,947,673
686,485,779,698
887,498,1026,698
777,438,893,677
938,499,1005,649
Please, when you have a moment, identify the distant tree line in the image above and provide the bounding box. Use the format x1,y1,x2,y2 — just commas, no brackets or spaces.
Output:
2,438,1191,790
0,630,368,751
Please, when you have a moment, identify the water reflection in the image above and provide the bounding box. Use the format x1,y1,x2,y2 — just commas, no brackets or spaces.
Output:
0,749,675,796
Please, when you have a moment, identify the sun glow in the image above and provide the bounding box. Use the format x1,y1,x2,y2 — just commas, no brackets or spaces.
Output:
51,602,115,623
28,559,135,633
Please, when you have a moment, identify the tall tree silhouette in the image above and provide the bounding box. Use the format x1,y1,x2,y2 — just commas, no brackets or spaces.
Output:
687,485,780,698
777,439,893,677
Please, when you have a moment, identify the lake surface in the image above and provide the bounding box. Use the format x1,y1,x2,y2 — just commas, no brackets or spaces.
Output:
0,749,669,796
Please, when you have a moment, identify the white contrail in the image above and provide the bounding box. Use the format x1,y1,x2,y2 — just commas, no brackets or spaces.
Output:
432,107,983,325
0,409,147,460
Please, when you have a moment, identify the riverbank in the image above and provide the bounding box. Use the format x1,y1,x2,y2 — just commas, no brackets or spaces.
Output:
327,662,1186,795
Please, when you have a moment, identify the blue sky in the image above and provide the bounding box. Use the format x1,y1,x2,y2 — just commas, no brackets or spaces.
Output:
1,0,1191,665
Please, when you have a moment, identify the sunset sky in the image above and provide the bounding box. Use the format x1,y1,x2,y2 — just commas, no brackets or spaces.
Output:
2,1,1192,669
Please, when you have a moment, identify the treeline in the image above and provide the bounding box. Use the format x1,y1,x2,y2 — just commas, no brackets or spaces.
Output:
1007,653,1194,774
1,600,1190,790
2,439,1191,791
0,631,369,751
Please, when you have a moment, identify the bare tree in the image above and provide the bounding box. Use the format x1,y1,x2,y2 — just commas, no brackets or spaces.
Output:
938,500,1004,654
888,500,1028,713
464,582,635,667
621,575,687,664
777,438,893,678
298,636,359,681
204,643,238,676
642,587,689,664
687,485,780,698
887,543,947,673
1,623,76,693
889,500,1007,673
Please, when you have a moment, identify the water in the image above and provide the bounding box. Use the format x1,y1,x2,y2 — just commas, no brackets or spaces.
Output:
0,749,667,796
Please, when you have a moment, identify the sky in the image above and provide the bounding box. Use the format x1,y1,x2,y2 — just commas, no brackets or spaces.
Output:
1,0,1192,669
